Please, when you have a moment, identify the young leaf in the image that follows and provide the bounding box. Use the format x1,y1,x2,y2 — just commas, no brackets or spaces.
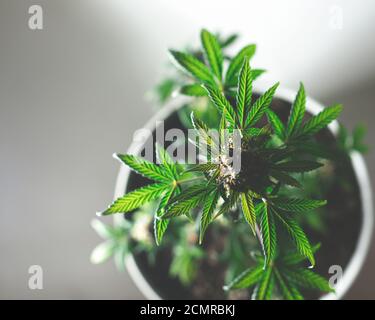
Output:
169,50,215,85
272,198,327,213
257,202,277,264
273,210,315,266
116,154,171,183
203,84,237,127
285,268,334,293
299,104,343,137
180,84,207,97
223,264,264,290
245,82,279,128
266,110,285,140
240,192,256,235
225,44,256,86
287,83,306,138
236,59,252,127
199,189,220,244
201,29,223,80
272,160,323,173
99,183,170,216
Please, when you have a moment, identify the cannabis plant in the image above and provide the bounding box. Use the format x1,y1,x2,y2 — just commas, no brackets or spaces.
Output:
95,29,349,299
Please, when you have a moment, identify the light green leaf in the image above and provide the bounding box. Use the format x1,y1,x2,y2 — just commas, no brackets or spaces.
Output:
245,82,279,128
225,44,256,86
180,84,207,97
201,29,223,80
287,83,306,137
240,192,256,235
169,50,214,84
100,183,170,216
236,59,252,128
154,187,177,245
117,154,171,182
203,84,237,127
199,189,220,244
257,202,277,264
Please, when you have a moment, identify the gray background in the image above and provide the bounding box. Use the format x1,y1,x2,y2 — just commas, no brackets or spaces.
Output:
0,0,374,299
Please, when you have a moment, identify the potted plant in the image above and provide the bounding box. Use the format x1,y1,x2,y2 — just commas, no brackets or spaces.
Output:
92,30,373,300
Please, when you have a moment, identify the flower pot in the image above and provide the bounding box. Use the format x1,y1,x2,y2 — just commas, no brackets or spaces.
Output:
112,83,373,300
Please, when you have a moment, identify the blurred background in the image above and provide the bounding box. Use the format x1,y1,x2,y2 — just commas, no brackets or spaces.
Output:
0,0,374,299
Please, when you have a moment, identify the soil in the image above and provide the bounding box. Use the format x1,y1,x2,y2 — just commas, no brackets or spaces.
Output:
124,95,362,300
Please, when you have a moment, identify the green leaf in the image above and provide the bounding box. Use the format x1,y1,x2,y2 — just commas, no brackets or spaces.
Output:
266,110,285,140
154,187,177,245
274,268,303,300
240,192,256,235
282,243,321,266
236,59,252,127
273,160,323,173
269,170,302,188
299,104,343,137
199,189,220,243
272,198,327,213
287,83,306,138
116,154,171,182
163,184,208,219
245,82,279,128
203,84,237,127
213,192,240,219
219,33,238,48
180,84,207,97
201,29,223,80
169,50,214,84
190,112,219,154
225,44,256,86
91,219,117,239
257,202,277,264
155,143,178,179
223,264,264,290
285,268,334,293
273,210,315,266
100,183,170,215
254,266,274,300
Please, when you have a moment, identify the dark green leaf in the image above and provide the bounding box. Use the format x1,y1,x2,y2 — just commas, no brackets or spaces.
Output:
257,202,277,264
284,268,334,293
273,160,323,173
199,189,220,243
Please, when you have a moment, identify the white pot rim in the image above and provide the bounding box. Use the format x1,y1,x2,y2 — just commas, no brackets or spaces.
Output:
113,83,373,300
